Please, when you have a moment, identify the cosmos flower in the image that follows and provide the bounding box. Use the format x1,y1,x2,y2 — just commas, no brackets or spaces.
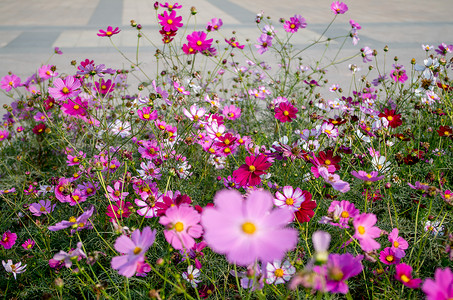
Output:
2,260,26,279
395,263,422,288
111,227,156,278
0,231,17,249
201,189,298,266
353,213,381,252
97,26,121,37
266,260,296,284
422,267,453,300
232,154,272,187
48,76,81,101
331,1,348,14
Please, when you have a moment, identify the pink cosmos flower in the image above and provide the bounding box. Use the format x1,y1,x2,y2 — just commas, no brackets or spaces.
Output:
159,204,203,250
275,102,298,123
222,105,241,120
61,97,87,116
390,64,408,83
173,81,190,95
0,74,21,92
318,167,350,193
48,76,81,101
283,14,307,33
351,170,384,183
361,46,373,63
160,2,182,10
185,31,213,52
97,26,121,37
353,213,381,252
95,79,114,95
388,228,408,258
201,189,298,266
321,200,359,228
232,154,272,187
111,227,156,278
0,231,17,249
395,263,422,288
158,10,183,32
320,122,339,139
331,1,348,14
379,247,401,265
54,47,63,54
183,104,206,122
38,65,58,80
137,107,158,121
106,201,133,222
0,130,10,142
225,37,245,49
22,239,35,250
422,267,453,300
206,18,223,31
255,34,273,55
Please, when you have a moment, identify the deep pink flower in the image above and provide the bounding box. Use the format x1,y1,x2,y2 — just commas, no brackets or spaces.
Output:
22,239,35,250
106,201,133,222
61,97,87,116
95,79,114,95
111,227,156,278
48,76,81,101
275,102,298,123
322,200,359,228
97,26,121,37
137,107,158,121
283,14,306,33
160,2,182,10
201,189,298,266
32,123,46,135
158,10,183,32
0,231,17,249
294,196,317,223
159,204,203,250
390,64,408,83
353,213,381,252
232,154,272,187
0,130,10,142
185,31,213,52
0,74,21,92
379,247,401,265
225,37,245,49
395,263,422,288
422,267,453,300
331,1,348,14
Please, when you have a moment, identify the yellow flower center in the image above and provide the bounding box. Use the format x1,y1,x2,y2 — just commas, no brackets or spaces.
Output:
73,157,79,162
208,148,215,153
325,159,331,165
341,211,349,218
358,226,366,235
27,244,32,249
106,31,112,36
224,139,230,145
325,129,331,135
175,222,184,232
8,81,13,86
101,85,107,90
283,110,289,116
196,41,202,46
133,247,142,255
73,104,79,110
114,191,121,196
386,255,394,262
224,148,231,153
290,24,295,29
167,19,173,24
215,132,222,137
73,195,80,202
40,206,46,212
62,87,70,94
188,274,194,280
110,164,116,169
286,197,294,205
274,268,284,278
69,216,77,223
366,174,372,178
445,194,451,199
393,241,399,248
387,116,393,121
242,222,256,234
248,165,256,172
400,274,410,283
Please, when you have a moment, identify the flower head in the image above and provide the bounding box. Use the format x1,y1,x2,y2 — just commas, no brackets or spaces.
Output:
232,154,272,187
0,231,17,249
201,189,298,266
266,260,296,284
422,267,453,300
2,260,26,279
331,1,348,14
395,263,422,288
111,227,156,277
158,10,183,32
353,213,381,252
97,26,121,37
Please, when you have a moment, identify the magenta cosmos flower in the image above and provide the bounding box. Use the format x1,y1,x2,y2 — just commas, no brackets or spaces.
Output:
48,76,81,101
283,14,306,33
331,1,348,14
388,228,408,257
159,204,203,250
206,18,223,31
275,102,298,123
395,263,422,288
422,267,453,300
353,213,381,252
201,189,298,266
158,10,183,32
232,154,272,187
0,231,17,249
185,31,213,53
111,226,156,278
97,26,121,37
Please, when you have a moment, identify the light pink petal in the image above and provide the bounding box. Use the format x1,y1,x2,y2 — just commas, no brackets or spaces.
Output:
245,190,273,219
114,235,135,253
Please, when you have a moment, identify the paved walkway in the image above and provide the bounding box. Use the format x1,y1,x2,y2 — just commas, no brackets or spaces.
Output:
1,0,452,107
